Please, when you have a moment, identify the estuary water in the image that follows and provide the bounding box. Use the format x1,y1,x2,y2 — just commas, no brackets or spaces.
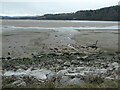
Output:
1,20,119,33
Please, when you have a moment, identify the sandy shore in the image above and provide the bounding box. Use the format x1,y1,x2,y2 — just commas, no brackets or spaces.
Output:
1,20,118,58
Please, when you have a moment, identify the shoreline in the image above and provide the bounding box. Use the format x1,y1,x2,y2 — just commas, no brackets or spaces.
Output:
2,20,119,88
2,20,118,58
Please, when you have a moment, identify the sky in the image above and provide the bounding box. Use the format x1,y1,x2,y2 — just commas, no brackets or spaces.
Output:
0,0,120,16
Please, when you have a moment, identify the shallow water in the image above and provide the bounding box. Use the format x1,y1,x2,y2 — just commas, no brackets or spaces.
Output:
1,25,119,33
2,25,119,29
65,20,118,23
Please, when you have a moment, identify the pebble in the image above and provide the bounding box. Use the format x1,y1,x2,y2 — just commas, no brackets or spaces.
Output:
64,61,71,66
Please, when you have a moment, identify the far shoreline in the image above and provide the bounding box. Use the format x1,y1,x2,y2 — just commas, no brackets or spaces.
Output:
1,19,120,22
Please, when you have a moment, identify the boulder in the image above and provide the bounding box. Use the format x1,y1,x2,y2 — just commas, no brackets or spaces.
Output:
29,69,53,80
47,72,56,81
59,76,71,85
4,68,54,80
111,62,119,70
68,78,84,85
56,70,68,77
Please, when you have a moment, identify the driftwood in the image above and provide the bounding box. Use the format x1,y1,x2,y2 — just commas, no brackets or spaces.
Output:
88,40,98,49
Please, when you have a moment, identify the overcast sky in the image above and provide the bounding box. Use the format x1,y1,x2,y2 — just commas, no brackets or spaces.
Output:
0,0,119,16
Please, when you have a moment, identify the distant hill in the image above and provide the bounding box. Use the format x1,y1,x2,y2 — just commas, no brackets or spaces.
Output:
1,5,120,21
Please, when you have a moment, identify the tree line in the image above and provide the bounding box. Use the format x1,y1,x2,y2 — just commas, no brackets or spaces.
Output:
2,5,120,21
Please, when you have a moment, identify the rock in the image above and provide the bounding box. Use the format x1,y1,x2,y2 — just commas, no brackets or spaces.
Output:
56,53,63,56
95,68,107,74
55,35,58,37
47,72,56,81
15,65,27,70
4,69,27,76
56,66,63,71
71,60,79,65
12,80,22,85
57,59,63,63
67,68,76,73
68,78,84,85
65,73,80,76
64,61,71,66
29,69,53,80
105,77,114,80
112,62,118,66
54,48,58,50
81,56,88,60
56,70,68,77
107,67,113,71
4,68,54,80
8,52,11,55
77,56,80,59
59,76,71,85
6,56,12,60
17,81,26,86
100,69,107,73
63,66,67,69
76,67,85,71
12,80,26,86
111,62,119,70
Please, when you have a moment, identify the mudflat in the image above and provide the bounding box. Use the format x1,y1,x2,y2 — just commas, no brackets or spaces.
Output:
1,20,118,58
2,20,118,27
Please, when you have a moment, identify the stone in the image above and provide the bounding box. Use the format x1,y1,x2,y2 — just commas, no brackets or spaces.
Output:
57,59,63,63
77,56,80,59
68,78,84,85
17,81,26,86
111,62,119,70
64,61,71,66
100,68,107,73
12,80,26,86
65,73,80,76
71,60,79,65
76,67,85,71
105,77,114,80
112,62,118,66
15,65,27,70
95,68,107,74
81,56,88,60
6,56,12,60
29,69,53,80
56,70,68,77
12,80,22,85
59,76,71,85
4,68,54,80
56,66,63,71
55,35,58,37
4,69,27,76
47,72,56,80
107,67,113,71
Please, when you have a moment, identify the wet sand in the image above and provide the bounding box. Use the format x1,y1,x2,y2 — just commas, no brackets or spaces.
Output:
1,20,118,58
72,31,118,52
2,20,117,27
